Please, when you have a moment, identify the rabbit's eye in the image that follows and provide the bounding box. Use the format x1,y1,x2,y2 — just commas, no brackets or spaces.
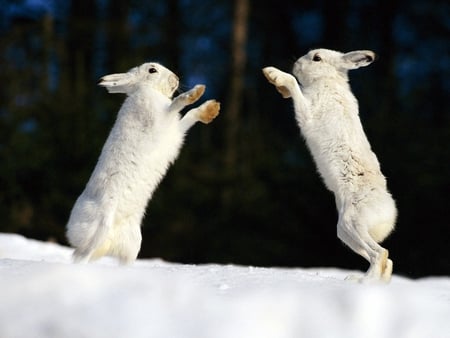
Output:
312,54,322,62
148,67,158,74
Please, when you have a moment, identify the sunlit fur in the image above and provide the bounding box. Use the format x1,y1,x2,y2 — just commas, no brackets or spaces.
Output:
66,62,220,264
263,48,396,282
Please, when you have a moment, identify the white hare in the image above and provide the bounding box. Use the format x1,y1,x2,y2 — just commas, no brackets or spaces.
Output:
66,62,220,264
263,49,397,282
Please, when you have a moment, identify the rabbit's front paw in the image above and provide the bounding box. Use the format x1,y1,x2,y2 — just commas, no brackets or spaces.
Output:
185,85,206,104
262,67,296,98
197,100,220,124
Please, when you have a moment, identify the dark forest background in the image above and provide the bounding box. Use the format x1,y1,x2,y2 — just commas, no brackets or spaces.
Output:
0,0,449,278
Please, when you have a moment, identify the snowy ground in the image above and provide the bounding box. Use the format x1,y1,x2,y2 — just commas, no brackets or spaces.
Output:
0,233,449,338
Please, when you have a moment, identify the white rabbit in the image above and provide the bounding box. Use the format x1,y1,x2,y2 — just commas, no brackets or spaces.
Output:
263,49,397,282
66,62,220,264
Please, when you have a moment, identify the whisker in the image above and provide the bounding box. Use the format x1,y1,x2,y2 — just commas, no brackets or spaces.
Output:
177,83,190,94
290,55,299,63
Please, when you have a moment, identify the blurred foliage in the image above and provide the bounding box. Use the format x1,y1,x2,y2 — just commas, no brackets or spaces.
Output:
0,0,449,277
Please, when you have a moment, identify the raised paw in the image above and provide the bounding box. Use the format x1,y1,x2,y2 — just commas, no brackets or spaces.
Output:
262,67,297,98
185,84,206,104
197,100,220,124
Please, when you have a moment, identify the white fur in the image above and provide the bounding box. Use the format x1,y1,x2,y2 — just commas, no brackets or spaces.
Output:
66,62,220,264
263,48,397,282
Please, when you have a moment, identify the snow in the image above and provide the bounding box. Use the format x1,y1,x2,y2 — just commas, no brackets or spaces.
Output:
0,233,449,338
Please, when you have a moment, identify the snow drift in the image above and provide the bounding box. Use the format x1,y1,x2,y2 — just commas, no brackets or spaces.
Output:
0,233,449,338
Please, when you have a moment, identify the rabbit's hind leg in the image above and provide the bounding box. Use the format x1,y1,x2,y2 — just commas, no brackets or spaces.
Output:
338,208,392,282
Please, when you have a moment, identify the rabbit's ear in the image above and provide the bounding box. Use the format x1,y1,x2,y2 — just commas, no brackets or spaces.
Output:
98,73,136,94
342,50,377,70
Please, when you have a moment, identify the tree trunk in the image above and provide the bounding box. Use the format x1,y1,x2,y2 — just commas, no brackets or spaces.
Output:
223,0,250,205
322,0,350,49
67,0,96,95
105,1,130,71
163,0,181,70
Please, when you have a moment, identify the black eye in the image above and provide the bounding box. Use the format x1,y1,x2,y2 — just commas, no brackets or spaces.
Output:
148,67,157,74
312,54,322,62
